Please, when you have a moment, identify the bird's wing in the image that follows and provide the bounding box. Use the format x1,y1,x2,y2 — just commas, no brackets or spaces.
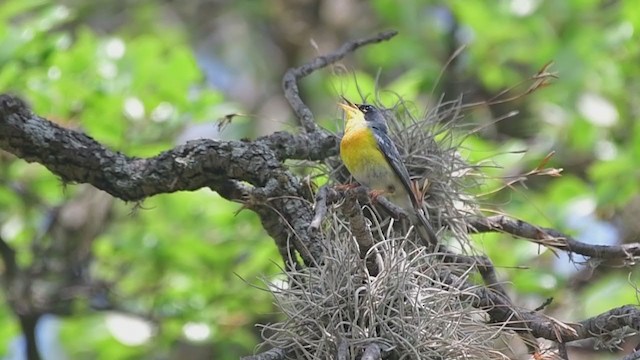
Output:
370,123,422,210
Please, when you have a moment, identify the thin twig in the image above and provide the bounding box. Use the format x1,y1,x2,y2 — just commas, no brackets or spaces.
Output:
310,186,340,230
469,215,640,262
282,30,398,132
534,298,554,312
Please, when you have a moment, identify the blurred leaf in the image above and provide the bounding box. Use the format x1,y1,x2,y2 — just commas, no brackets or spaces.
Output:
589,155,639,206
582,273,639,317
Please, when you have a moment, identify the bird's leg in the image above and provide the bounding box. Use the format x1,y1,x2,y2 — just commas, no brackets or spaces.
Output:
368,189,387,203
335,183,360,191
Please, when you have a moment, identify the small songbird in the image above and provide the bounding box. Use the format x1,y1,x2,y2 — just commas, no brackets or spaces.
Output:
338,99,437,247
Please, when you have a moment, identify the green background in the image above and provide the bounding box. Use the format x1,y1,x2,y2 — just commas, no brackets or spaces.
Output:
0,0,638,359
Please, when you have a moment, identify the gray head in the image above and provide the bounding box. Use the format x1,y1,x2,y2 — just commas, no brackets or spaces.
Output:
357,104,388,131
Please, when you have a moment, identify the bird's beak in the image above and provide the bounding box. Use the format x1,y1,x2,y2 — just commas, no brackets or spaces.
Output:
338,98,360,119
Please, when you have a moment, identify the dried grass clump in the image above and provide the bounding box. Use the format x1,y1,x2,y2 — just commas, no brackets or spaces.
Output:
260,220,503,359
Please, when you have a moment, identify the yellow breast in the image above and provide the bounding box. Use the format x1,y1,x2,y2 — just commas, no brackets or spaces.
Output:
340,123,387,181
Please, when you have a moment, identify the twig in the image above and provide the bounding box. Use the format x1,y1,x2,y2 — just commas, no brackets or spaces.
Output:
534,298,554,312
439,251,510,299
310,186,340,230
309,184,406,229
241,347,286,360
469,215,640,262
474,255,511,299
282,30,398,132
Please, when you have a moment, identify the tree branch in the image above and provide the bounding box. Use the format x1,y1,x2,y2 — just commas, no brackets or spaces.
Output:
444,270,640,344
0,95,329,265
469,215,640,262
0,97,336,201
282,30,398,132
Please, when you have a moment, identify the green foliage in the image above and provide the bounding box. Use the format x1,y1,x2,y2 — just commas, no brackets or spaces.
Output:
1,0,639,358
0,2,276,359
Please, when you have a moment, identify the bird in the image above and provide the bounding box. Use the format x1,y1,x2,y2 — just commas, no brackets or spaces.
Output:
338,99,438,247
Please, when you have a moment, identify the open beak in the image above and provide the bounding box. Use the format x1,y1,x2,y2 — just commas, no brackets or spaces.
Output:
338,97,360,119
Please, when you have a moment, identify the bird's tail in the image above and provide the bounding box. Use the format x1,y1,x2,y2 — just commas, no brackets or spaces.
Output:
410,210,438,248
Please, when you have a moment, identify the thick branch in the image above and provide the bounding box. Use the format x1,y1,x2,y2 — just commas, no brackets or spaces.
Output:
282,30,398,132
0,95,326,265
469,215,640,262
0,96,337,201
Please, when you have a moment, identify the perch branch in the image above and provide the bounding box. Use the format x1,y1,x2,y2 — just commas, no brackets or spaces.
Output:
282,30,398,132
